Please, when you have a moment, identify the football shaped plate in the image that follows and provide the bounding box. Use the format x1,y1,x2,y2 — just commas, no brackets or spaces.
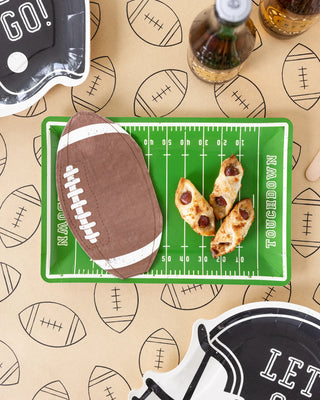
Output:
55,112,163,279
0,0,90,117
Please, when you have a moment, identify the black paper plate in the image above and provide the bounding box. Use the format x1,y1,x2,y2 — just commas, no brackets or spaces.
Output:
0,0,89,116
204,303,320,399
130,302,320,400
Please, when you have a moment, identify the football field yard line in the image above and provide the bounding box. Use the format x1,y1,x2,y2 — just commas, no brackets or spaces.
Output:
165,125,169,275
183,128,187,276
282,123,289,283
238,126,242,200
147,125,150,171
220,126,224,276
201,126,205,275
257,126,260,277
237,126,242,276
46,124,52,280
74,240,77,275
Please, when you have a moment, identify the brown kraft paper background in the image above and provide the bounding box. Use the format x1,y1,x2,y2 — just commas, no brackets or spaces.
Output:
0,0,320,399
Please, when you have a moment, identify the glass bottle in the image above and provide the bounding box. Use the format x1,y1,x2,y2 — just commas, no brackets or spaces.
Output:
187,0,256,84
259,0,320,37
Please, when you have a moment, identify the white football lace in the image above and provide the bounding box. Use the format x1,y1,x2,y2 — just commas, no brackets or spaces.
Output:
63,165,100,243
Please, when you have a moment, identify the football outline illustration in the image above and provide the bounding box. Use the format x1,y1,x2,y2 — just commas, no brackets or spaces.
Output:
292,141,301,170
252,28,262,52
291,188,320,258
14,97,47,118
90,1,101,40
282,43,320,111
0,184,41,248
33,135,42,167
94,283,139,333
71,56,116,113
214,75,266,118
0,262,21,302
88,365,131,400
19,301,86,348
129,302,320,400
138,328,180,376
312,283,320,307
0,340,20,386
126,0,183,47
242,282,292,304
32,380,70,400
0,133,7,176
161,284,223,310
134,69,188,117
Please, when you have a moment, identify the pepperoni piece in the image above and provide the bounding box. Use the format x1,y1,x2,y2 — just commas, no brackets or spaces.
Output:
225,165,239,176
240,208,249,220
180,191,192,205
211,248,219,257
198,215,210,227
215,196,227,207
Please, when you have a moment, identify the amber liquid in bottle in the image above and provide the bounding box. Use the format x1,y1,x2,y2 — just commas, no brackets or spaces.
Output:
260,0,320,37
188,6,256,84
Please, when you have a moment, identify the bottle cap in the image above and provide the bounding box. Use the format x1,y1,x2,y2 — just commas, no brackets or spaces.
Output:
215,0,252,25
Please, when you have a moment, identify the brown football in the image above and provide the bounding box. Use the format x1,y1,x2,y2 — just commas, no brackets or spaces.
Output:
56,111,163,279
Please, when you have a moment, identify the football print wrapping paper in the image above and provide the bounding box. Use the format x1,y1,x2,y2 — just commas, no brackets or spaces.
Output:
0,1,320,399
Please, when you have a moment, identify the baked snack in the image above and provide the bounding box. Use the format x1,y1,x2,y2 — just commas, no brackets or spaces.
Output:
210,198,254,258
56,111,163,279
209,155,244,220
175,178,215,236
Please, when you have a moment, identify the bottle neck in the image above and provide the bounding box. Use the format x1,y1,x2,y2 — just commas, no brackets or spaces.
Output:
213,5,239,39
214,2,250,27
218,24,237,39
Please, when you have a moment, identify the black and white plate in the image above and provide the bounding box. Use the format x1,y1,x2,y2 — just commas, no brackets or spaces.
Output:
0,0,90,117
130,302,320,400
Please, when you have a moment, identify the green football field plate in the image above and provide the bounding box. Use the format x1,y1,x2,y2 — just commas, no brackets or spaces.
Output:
41,117,292,284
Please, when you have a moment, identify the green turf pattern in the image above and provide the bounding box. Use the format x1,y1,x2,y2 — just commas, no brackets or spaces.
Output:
41,117,292,285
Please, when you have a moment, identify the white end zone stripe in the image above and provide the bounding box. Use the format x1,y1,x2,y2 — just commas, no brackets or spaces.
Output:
94,233,162,270
57,123,128,152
